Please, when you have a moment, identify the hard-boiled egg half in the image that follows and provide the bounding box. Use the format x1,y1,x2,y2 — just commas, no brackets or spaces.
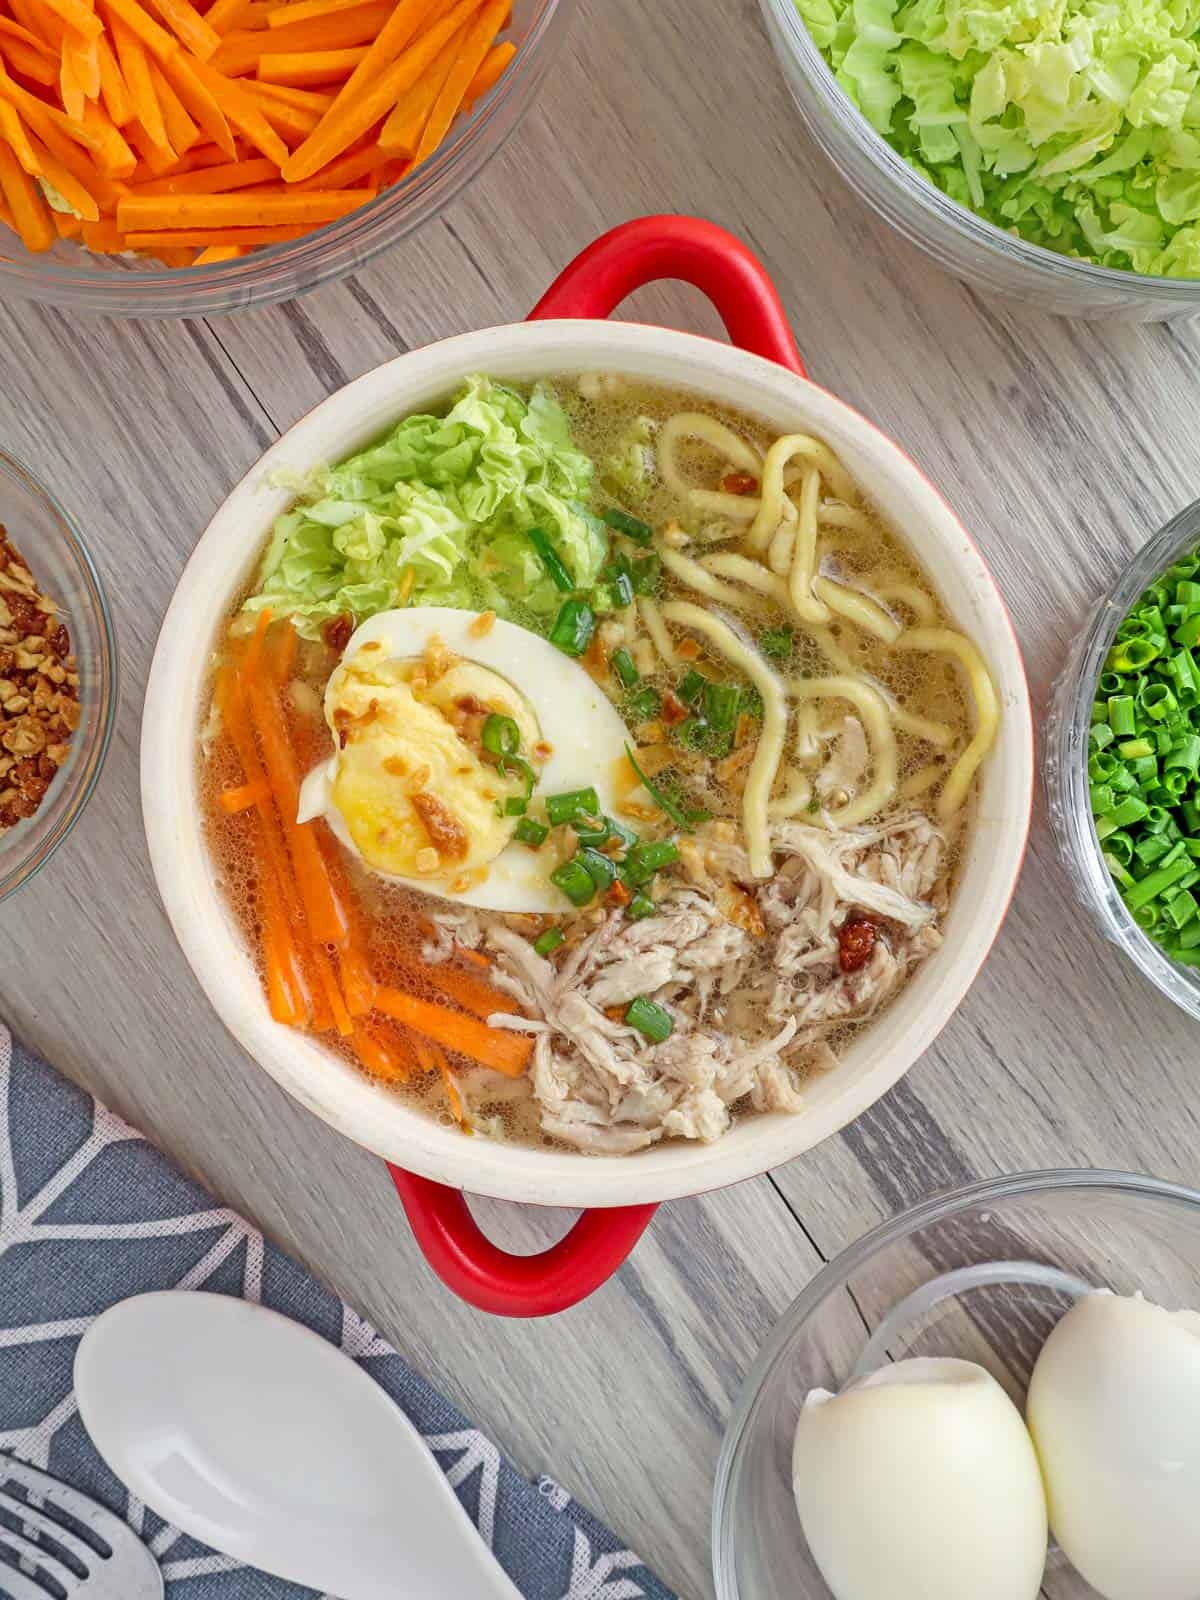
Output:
1028,1289,1200,1600
298,607,631,913
792,1358,1048,1600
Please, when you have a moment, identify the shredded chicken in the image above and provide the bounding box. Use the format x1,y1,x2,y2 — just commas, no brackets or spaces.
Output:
436,810,948,1156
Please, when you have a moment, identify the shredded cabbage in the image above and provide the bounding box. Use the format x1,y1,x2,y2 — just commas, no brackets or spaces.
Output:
245,376,606,636
795,0,1200,275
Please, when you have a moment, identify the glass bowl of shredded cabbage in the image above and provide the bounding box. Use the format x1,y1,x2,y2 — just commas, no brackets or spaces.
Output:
760,0,1200,319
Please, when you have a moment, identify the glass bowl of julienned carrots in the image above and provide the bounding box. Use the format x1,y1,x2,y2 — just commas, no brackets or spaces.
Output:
1047,499,1200,1023
0,0,574,315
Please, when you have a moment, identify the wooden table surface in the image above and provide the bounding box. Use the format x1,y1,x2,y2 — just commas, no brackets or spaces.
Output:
5,0,1200,1593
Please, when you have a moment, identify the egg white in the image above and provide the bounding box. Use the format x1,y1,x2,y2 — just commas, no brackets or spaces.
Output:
1028,1290,1200,1600
298,607,633,913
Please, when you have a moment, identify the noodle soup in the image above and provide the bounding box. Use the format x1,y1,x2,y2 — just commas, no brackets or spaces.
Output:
198,373,999,1155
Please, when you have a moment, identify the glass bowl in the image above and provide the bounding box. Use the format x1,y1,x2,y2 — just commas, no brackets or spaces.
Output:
757,0,1200,322
1045,499,1200,1022
0,0,575,318
712,1169,1200,1599
0,452,118,904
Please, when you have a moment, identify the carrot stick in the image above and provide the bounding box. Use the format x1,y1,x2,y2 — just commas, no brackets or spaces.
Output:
242,604,272,675
290,138,382,188
0,97,40,172
394,954,520,1021
464,35,511,102
30,107,128,200
194,239,242,259
247,75,330,107
125,220,306,242
377,19,462,157
80,214,126,247
150,57,200,151
0,138,54,248
373,985,532,1075
99,0,175,57
126,150,273,188
353,1018,415,1081
157,48,236,154
412,0,503,168
267,0,370,27
0,36,58,81
203,0,253,33
0,16,55,54
268,615,299,680
262,868,309,1025
312,942,352,1035
110,13,167,147
219,778,269,811
69,28,101,95
53,206,82,234
37,0,102,41
27,131,101,215
214,0,389,70
118,183,367,225
189,57,289,162
280,0,455,179
245,89,317,137
77,98,136,173
255,45,366,84
95,32,133,122
143,0,222,59
240,663,348,946
429,1041,466,1123
127,115,176,172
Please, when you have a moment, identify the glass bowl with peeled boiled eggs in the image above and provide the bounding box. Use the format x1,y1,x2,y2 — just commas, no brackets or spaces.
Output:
713,1169,1200,1600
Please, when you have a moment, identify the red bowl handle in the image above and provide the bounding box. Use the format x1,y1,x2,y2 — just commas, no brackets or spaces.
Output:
529,213,806,374
387,215,804,1318
389,1167,656,1317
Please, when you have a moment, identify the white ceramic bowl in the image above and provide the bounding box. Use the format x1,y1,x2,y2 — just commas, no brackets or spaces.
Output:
141,219,1033,1311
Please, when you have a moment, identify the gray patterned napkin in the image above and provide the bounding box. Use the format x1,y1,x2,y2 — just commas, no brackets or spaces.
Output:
0,1024,676,1600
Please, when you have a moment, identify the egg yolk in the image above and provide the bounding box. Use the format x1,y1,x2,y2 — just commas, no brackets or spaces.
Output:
327,647,541,884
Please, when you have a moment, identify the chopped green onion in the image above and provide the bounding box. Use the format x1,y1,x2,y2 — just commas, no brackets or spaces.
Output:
676,716,710,752
603,507,654,545
1166,735,1200,772
1117,737,1154,759
1126,855,1195,912
482,713,521,759
528,527,574,593
551,857,596,906
604,815,638,850
625,892,656,921
741,686,764,720
623,839,680,886
760,627,794,661
579,847,617,892
503,795,528,816
1108,696,1136,736
534,927,566,956
546,787,600,827
572,815,610,846
1089,723,1115,751
630,554,660,596
677,668,706,706
624,744,695,831
627,686,661,722
611,647,639,688
625,996,673,1043
1106,637,1160,672
703,680,741,731
499,755,535,804
549,599,596,658
514,817,549,848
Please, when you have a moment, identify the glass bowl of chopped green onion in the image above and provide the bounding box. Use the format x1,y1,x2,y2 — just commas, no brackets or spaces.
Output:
1047,500,1200,1017
759,0,1200,320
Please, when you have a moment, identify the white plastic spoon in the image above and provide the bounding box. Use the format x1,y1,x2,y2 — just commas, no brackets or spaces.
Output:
74,1291,522,1600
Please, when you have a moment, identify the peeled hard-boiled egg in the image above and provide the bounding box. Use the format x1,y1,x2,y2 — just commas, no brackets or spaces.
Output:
298,607,632,913
1027,1290,1200,1600
792,1358,1047,1600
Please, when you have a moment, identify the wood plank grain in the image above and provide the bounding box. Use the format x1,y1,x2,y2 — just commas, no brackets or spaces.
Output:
6,0,1200,1592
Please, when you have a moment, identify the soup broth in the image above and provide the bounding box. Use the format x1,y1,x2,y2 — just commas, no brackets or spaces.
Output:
198,374,995,1156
